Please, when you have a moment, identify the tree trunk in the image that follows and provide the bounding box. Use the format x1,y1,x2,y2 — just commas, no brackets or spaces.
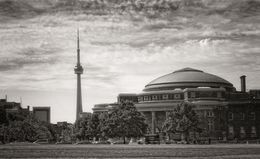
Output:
123,136,126,144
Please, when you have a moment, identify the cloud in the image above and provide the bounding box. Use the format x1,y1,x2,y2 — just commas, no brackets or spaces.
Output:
0,46,60,71
0,0,259,122
1,0,260,22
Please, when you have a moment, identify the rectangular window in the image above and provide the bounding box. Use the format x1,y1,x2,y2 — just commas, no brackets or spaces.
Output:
138,97,143,102
190,92,196,98
228,112,233,120
207,111,214,117
228,125,234,135
184,92,188,99
152,95,158,100
162,94,168,100
144,96,148,101
240,113,245,120
217,92,222,98
174,94,181,99
240,127,245,134
208,120,213,131
249,112,256,120
251,126,257,138
240,126,246,138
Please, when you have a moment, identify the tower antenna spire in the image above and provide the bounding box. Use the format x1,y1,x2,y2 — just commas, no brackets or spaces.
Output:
77,28,80,65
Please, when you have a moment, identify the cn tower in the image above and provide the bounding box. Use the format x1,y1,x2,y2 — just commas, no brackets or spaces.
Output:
74,30,83,121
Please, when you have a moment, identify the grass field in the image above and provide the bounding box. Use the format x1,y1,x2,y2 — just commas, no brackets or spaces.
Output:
1,144,260,159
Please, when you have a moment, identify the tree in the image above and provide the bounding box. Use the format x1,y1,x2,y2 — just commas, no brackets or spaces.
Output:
74,116,92,141
0,113,55,143
163,102,200,141
74,115,98,141
102,102,147,144
97,112,109,140
90,113,101,140
5,120,38,142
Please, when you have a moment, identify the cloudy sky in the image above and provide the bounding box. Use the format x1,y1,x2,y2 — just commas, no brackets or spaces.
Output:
0,0,259,123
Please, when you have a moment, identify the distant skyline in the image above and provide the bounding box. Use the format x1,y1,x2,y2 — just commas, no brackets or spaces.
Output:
0,0,259,123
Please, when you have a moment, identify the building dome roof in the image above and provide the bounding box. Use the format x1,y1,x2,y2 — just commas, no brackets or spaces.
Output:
144,68,234,91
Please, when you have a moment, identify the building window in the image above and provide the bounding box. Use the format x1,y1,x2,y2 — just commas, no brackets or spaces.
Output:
208,120,213,131
249,112,256,120
174,94,181,99
184,92,188,99
190,92,196,98
144,96,148,101
240,127,246,138
152,95,158,100
251,126,257,138
207,111,214,117
162,94,168,100
228,125,234,136
217,92,222,98
240,113,245,120
138,97,143,102
228,112,233,120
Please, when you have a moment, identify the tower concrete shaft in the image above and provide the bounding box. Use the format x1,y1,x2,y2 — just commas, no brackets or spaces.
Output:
74,29,83,121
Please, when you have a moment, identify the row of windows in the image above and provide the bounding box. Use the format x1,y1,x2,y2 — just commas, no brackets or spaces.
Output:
138,94,182,101
228,126,257,137
196,111,215,118
187,92,223,98
228,112,256,120
138,91,224,101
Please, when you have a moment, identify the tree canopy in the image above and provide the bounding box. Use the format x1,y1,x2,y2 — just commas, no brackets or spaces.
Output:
102,102,147,143
0,113,56,144
74,113,102,141
163,102,200,141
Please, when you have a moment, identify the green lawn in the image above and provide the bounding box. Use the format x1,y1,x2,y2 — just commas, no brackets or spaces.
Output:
1,144,260,158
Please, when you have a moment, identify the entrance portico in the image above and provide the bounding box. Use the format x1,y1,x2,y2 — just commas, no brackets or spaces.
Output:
136,101,179,134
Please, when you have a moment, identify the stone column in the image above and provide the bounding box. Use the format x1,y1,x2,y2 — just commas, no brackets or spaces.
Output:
166,111,169,119
151,111,156,134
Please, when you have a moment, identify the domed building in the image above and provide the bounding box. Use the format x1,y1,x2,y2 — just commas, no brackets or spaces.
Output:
143,67,234,92
93,68,260,141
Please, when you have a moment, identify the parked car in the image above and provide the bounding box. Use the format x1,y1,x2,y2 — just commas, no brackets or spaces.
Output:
33,139,49,144
92,140,111,144
137,138,145,144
